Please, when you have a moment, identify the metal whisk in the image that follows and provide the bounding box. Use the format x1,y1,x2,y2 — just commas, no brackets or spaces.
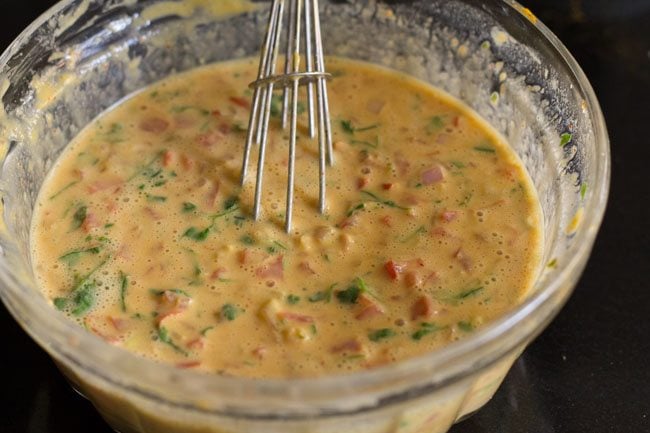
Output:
240,0,334,233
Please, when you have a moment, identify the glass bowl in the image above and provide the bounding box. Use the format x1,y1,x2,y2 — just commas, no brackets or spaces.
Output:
0,1,609,432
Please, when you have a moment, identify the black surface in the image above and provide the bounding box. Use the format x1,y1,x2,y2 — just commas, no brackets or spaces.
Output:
1,1,649,432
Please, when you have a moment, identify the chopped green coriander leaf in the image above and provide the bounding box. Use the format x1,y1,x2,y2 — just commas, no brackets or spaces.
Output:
340,120,379,134
360,190,409,210
458,321,474,332
547,258,558,268
58,246,102,266
119,271,128,312
580,183,588,200
411,322,445,340
240,234,256,245
146,194,167,203
221,303,240,321
182,202,197,212
104,223,114,229
369,328,396,342
309,283,336,303
274,241,288,250
211,206,239,220
200,326,214,336
452,286,485,301
49,180,79,200
490,92,499,105
347,202,366,217
224,196,239,210
71,206,87,230
53,298,67,311
450,161,465,169
401,225,426,243
351,136,379,149
340,120,355,134
427,116,445,133
560,132,573,147
150,288,192,298
336,284,361,304
183,226,210,241
157,327,188,356
71,280,96,316
473,145,496,153
287,294,301,305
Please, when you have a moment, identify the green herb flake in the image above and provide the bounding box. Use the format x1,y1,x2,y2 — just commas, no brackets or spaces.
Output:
473,145,496,153
340,120,379,135
560,133,573,147
240,234,256,245
547,258,558,268
309,283,336,303
183,226,210,241
427,116,445,133
287,294,301,305
182,202,197,213
200,326,214,336
360,190,409,210
580,183,588,200
401,225,426,243
49,181,79,200
369,328,396,342
336,285,361,304
71,206,87,230
146,194,167,203
157,327,188,356
221,303,240,321
452,286,485,300
53,298,68,311
58,246,102,266
411,322,444,341
458,321,474,332
71,281,96,316
223,196,239,211
119,271,129,312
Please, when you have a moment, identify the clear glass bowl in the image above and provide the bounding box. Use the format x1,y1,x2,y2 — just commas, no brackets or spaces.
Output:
0,1,609,432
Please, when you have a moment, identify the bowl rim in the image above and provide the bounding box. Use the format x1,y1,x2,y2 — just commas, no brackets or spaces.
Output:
0,0,610,418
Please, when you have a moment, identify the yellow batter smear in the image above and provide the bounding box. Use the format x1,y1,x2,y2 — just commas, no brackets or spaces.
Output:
31,58,542,378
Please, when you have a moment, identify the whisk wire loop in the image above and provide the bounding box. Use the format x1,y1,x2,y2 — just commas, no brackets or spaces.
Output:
241,0,333,233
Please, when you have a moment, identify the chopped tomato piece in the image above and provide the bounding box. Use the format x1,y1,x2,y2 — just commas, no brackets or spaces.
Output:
454,248,473,271
155,291,191,325
331,338,363,353
81,211,100,232
229,96,250,109
139,117,169,133
87,178,123,194
176,361,202,369
162,150,175,167
278,311,314,323
411,295,436,320
298,261,317,275
357,177,369,189
440,210,458,223
107,316,129,332
256,255,284,279
355,294,385,320
186,338,205,350
382,183,393,190
422,164,444,185
384,260,405,280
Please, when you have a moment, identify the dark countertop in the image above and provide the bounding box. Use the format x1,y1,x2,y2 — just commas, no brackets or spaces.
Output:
1,1,648,432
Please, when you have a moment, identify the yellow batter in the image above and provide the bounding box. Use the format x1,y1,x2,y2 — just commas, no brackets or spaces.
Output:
31,58,542,378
